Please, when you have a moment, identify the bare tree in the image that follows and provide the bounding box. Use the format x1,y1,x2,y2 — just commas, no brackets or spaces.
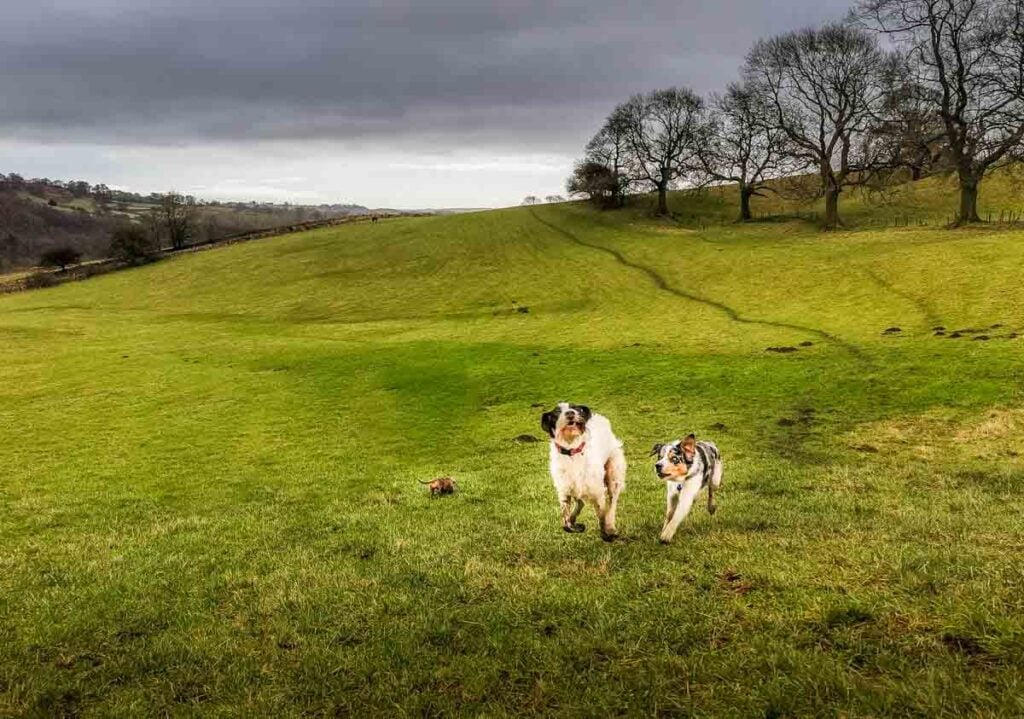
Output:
67,180,91,198
566,161,619,206
745,24,892,229
857,0,1024,223
584,107,636,206
697,82,796,221
109,224,157,265
145,208,165,250
544,195,566,203
873,57,949,180
158,192,196,250
92,183,113,209
521,195,540,206
620,88,707,215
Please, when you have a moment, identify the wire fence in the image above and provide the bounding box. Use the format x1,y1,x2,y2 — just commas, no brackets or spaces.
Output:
717,208,1024,228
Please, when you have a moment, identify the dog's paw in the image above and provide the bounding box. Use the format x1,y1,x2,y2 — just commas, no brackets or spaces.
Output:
658,535,673,545
708,504,717,515
563,523,586,534
601,531,617,543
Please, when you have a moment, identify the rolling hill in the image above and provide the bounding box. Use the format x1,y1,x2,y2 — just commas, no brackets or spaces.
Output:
1,175,1023,716
0,173,374,272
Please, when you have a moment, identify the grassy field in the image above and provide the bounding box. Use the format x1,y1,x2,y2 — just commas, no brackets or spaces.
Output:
2,176,1024,716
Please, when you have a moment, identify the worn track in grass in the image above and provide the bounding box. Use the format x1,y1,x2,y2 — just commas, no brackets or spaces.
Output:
532,210,867,359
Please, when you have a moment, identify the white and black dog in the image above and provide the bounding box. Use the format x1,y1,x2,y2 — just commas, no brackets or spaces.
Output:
540,402,626,541
650,434,723,543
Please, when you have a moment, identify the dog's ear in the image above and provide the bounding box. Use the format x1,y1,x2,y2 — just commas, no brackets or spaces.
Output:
681,434,696,460
575,405,592,423
649,443,664,458
541,409,558,437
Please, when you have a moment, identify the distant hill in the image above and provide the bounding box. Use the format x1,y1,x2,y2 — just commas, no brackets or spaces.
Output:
0,172,379,272
398,207,492,215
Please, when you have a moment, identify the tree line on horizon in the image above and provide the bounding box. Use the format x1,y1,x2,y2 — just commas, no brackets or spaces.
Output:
567,0,1024,230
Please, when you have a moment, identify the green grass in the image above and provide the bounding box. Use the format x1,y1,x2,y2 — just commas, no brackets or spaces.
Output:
2,173,1024,716
652,165,1024,228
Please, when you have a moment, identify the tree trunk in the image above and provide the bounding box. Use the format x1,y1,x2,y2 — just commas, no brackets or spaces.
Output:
656,182,669,215
957,174,981,224
823,185,841,230
739,185,753,222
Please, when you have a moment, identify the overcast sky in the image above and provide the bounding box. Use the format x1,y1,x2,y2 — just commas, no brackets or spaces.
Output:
0,0,852,208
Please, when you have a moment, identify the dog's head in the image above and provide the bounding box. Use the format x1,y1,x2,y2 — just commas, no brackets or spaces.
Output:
540,402,592,443
650,434,697,479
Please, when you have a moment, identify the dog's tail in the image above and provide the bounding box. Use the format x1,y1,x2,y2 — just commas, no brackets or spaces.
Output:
418,479,435,485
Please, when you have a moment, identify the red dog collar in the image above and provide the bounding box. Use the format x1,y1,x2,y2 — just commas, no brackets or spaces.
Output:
555,442,586,457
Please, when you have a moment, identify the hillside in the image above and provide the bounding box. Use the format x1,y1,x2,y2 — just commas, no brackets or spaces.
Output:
0,173,372,272
1,181,1023,716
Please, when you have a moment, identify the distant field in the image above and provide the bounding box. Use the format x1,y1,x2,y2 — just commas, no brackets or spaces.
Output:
1,176,1023,716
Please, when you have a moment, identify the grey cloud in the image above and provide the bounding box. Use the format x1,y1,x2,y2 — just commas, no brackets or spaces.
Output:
1,0,852,152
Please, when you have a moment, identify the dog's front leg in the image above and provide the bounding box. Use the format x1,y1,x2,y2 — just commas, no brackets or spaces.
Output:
664,483,680,526
659,477,702,544
569,498,585,529
561,496,585,533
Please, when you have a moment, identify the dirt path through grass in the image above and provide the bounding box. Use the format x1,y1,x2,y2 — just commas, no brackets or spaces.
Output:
531,210,867,359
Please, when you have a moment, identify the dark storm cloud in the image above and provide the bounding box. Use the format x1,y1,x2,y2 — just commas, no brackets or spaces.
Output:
1,0,852,151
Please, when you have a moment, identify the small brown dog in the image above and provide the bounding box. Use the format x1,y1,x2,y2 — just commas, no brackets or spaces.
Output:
420,477,457,497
